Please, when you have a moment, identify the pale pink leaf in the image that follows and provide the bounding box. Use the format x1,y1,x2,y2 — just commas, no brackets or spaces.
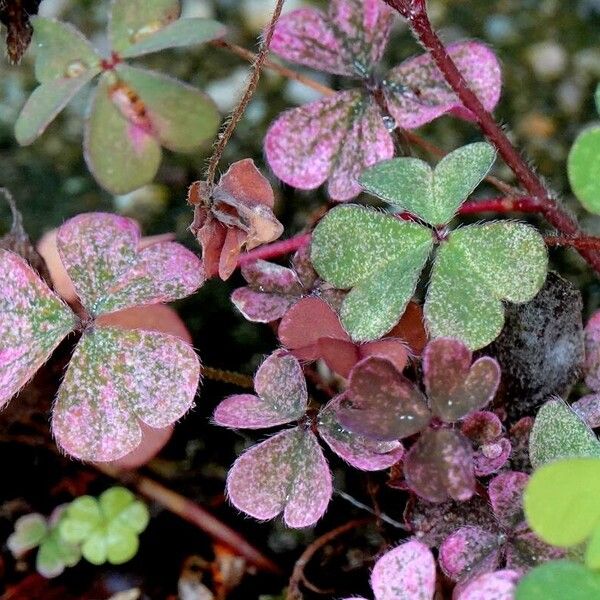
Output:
213,350,307,429
56,213,204,316
584,310,600,391
52,326,200,461
271,0,393,77
264,90,394,202
370,540,436,600
572,394,600,428
404,429,475,503
317,394,404,471
454,570,519,600
488,471,528,528
0,250,76,408
226,427,332,528
384,42,502,129
472,438,511,477
439,526,502,582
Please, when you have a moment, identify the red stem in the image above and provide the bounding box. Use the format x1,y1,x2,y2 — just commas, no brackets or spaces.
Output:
545,236,600,251
459,196,542,215
383,0,600,273
237,233,311,266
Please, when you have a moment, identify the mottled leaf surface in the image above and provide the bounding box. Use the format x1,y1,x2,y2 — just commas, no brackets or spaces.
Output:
360,143,495,225
585,310,600,392
264,91,394,202
213,350,307,429
529,399,600,469
384,41,502,129
423,338,500,422
311,205,433,340
226,427,332,528
425,222,547,350
0,250,76,408
56,212,204,317
488,471,528,529
317,394,404,471
53,326,199,461
455,570,519,600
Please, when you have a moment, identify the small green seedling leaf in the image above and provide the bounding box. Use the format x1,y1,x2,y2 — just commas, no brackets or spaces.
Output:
7,514,48,555
529,399,600,468
568,126,600,215
516,561,600,600
37,527,81,578
311,205,433,341
359,142,496,225
425,222,547,349
523,457,600,547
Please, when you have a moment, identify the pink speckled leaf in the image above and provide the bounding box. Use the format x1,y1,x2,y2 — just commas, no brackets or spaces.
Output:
213,350,307,429
265,90,394,202
488,471,528,528
231,260,303,322
271,0,393,77
439,526,502,582
454,570,519,600
337,357,430,441
226,427,332,528
370,540,436,600
423,338,500,423
585,310,600,391
52,326,200,461
404,428,475,503
0,250,76,408
472,438,511,477
56,213,204,317
384,42,502,130
317,394,404,471
279,296,348,360
572,394,600,428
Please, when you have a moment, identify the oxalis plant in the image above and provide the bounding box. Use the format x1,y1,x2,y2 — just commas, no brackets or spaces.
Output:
2,0,600,598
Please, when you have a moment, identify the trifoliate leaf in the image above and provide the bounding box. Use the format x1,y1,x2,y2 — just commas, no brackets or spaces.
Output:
516,561,600,600
523,458,600,547
56,213,204,317
84,73,162,194
359,142,496,225
425,222,547,350
115,64,219,152
52,326,200,461
0,250,76,408
226,427,332,528
529,399,600,469
213,350,307,429
568,126,600,215
311,205,433,341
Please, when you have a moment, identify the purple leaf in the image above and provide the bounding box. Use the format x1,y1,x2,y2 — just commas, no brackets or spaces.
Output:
454,570,519,600
337,357,431,441
439,526,502,582
264,90,394,202
384,41,502,129
317,394,404,471
404,428,475,503
271,0,393,77
52,326,199,461
226,427,332,528
213,350,307,429
461,411,503,445
423,338,500,423
0,249,76,408
231,260,302,322
370,540,436,600
585,310,600,391
505,531,564,573
488,471,528,529
472,438,511,477
572,394,600,428
56,213,204,317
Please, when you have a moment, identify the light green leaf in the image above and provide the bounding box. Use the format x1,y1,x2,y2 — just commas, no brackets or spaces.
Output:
585,525,600,570
523,458,600,547
59,496,102,544
7,514,48,555
106,522,139,564
311,205,434,341
99,487,136,521
359,142,495,225
115,64,220,151
425,221,547,349
84,73,162,194
529,399,600,469
31,17,99,82
15,74,96,145
36,529,81,578
516,561,600,599
568,126,600,215
109,0,181,53
121,18,226,58
82,531,108,565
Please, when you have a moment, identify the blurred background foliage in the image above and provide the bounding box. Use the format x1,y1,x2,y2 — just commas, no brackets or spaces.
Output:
1,0,600,597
